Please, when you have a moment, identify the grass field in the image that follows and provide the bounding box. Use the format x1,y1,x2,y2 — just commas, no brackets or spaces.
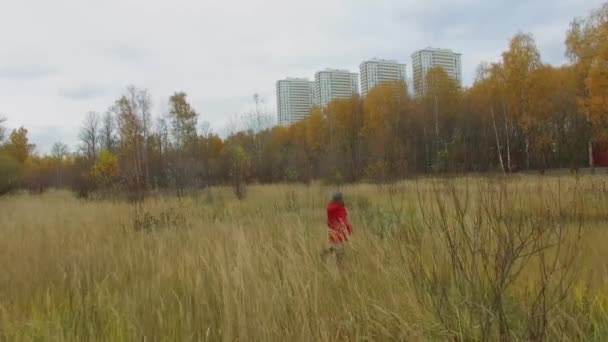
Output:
1,175,608,341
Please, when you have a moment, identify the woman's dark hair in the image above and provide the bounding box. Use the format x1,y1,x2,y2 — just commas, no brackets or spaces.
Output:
331,192,344,204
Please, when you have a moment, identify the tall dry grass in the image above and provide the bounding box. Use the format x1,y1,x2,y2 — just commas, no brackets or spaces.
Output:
0,175,607,341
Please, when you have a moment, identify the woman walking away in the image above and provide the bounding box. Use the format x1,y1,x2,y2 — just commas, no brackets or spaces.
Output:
321,192,352,268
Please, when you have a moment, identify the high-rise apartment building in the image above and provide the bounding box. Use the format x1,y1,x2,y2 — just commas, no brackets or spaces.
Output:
411,47,462,96
276,78,315,126
359,59,407,97
313,69,359,108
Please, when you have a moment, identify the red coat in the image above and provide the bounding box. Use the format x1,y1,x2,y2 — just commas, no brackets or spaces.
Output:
327,202,353,244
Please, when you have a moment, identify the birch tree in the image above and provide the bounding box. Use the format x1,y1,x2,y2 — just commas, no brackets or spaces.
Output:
79,111,100,162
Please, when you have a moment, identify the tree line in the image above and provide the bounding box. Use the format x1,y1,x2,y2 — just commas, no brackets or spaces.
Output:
0,3,606,198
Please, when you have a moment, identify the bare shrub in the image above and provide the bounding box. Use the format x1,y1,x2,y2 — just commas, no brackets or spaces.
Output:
132,207,187,233
284,188,298,212
221,144,250,200
392,177,583,340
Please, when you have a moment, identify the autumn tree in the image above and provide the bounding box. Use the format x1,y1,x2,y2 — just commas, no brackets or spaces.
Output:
419,67,462,172
79,111,100,162
469,63,508,172
100,111,118,153
304,108,326,179
584,26,608,138
566,3,608,165
91,150,120,189
22,156,54,193
167,91,199,196
0,120,22,195
6,127,35,164
221,143,250,200
362,81,411,179
169,92,198,152
134,87,153,185
50,142,70,187
51,142,68,159
112,89,146,201
502,33,543,169
323,97,365,182
243,94,273,176
287,122,312,182
0,152,20,195
154,115,171,186
525,65,590,171
199,123,224,186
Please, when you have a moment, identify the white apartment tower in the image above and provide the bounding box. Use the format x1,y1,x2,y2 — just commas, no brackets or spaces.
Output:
411,47,462,96
276,78,315,126
359,59,407,97
313,69,359,108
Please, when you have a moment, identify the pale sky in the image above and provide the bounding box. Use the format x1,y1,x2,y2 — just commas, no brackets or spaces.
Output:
0,0,604,152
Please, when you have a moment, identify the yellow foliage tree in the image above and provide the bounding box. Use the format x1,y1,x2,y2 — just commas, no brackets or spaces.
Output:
421,67,462,171
91,151,120,188
7,127,35,164
585,25,608,137
363,81,409,176
305,108,324,155
502,33,542,120
567,3,608,138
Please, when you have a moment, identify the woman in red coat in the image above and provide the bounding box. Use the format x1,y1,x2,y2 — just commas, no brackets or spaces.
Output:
321,192,352,267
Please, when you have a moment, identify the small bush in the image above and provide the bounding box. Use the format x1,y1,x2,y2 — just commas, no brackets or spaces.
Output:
284,189,298,212
133,208,187,233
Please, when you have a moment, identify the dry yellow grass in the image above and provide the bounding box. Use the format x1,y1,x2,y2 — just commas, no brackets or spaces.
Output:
0,175,607,341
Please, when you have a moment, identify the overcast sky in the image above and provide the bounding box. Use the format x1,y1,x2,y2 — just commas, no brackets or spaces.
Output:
0,0,604,152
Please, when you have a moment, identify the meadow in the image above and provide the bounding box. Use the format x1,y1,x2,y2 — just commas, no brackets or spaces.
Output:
1,174,608,341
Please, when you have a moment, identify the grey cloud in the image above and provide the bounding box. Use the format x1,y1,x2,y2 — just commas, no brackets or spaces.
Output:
27,125,79,154
58,85,110,101
0,65,58,80
106,45,147,62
